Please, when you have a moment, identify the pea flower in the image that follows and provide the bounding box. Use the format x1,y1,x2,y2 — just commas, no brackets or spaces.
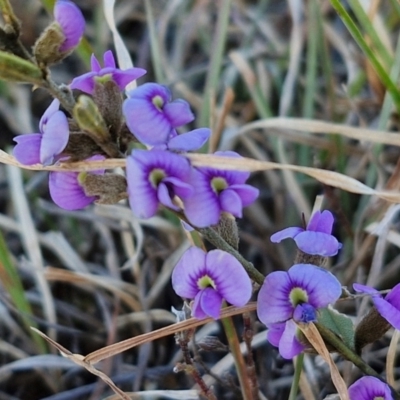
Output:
54,0,85,53
353,283,400,330
13,99,69,166
270,210,342,256
257,263,342,359
123,83,194,146
49,155,105,210
172,247,252,319
183,151,259,228
348,376,393,400
70,50,146,94
126,149,193,219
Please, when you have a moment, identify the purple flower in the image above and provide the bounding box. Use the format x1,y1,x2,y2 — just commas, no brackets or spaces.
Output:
49,155,105,210
172,247,252,319
353,283,400,330
54,0,85,52
182,151,259,228
13,99,69,166
126,149,194,219
270,210,342,256
123,83,194,146
348,376,393,400
70,50,146,94
257,263,342,359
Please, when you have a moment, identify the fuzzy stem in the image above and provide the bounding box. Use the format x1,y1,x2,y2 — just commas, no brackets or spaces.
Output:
288,353,304,400
200,227,265,285
41,75,76,113
221,314,253,400
315,322,381,378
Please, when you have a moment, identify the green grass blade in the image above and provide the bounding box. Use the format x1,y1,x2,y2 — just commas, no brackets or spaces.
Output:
0,230,46,352
330,0,400,115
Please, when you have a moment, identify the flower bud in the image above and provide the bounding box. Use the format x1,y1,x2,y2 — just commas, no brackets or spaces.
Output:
0,51,42,84
34,0,85,65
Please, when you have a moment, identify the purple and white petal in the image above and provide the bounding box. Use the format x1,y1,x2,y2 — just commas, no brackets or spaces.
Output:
171,247,207,299
40,110,69,165
353,283,380,296
49,171,95,210
157,182,179,211
103,50,116,69
267,323,285,347
307,210,334,234
278,320,304,359
183,171,220,227
54,0,85,52
294,231,342,256
111,68,147,91
167,128,210,152
229,184,259,207
288,264,342,308
163,177,193,200
348,376,393,400
13,134,42,165
69,71,97,93
192,292,209,320
373,297,400,330
257,271,294,325
199,288,223,319
219,189,243,217
123,97,172,145
385,282,400,306
205,249,252,308
126,154,159,218
270,227,304,243
163,100,194,127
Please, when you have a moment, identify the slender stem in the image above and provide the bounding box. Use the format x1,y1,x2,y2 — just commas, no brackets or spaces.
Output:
200,227,265,285
315,322,381,378
41,74,76,113
288,353,304,400
221,314,253,400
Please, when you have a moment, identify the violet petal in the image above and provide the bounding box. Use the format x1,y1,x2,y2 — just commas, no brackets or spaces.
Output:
167,128,211,152
348,376,393,400
294,231,341,256
270,227,304,243
171,246,207,299
279,319,304,359
199,288,223,319
307,210,334,233
13,134,42,165
219,189,243,217
163,99,194,127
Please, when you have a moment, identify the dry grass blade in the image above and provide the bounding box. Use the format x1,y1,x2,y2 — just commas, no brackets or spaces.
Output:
30,328,131,400
237,118,400,147
84,302,257,364
1,152,399,202
298,323,349,400
386,329,400,387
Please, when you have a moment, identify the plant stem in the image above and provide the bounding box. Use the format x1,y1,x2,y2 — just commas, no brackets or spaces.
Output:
221,314,253,400
315,322,381,378
200,227,265,285
288,353,304,400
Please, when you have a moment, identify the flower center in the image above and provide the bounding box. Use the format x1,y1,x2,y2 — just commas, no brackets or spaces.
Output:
96,74,112,84
77,171,87,186
293,303,317,323
211,177,228,194
149,168,166,188
197,275,216,290
289,287,309,307
152,95,164,111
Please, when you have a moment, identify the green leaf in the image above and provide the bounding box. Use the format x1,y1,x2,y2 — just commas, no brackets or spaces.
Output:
318,306,355,351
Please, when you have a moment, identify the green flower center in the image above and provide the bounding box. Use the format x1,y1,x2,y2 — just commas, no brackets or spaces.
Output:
374,397,384,400
152,95,164,110
149,168,166,188
198,275,216,290
95,74,112,84
211,177,228,194
289,287,309,307
77,171,87,186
